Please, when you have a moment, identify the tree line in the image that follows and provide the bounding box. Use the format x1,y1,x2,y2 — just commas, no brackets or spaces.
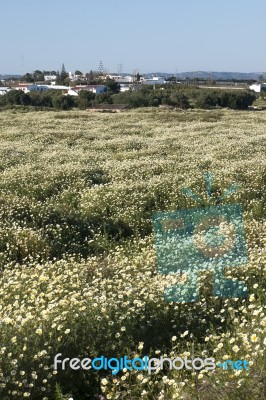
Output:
0,85,257,111
111,86,256,110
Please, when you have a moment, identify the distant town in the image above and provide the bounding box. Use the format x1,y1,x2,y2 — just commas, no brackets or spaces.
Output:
0,64,265,112
0,65,266,98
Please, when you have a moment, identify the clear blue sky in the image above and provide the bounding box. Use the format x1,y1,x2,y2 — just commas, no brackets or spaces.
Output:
1,0,265,75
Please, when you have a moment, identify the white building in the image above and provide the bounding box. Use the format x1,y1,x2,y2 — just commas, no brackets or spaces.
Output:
249,83,266,93
14,84,49,93
105,74,123,82
125,76,134,82
0,87,11,95
14,83,70,93
47,85,69,91
105,75,135,83
72,85,106,94
68,72,85,81
141,76,166,85
44,75,57,81
27,85,49,93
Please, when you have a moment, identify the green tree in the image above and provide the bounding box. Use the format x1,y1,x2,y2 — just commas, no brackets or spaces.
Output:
23,73,34,83
33,70,45,81
5,90,31,106
28,92,54,108
105,78,120,93
52,93,76,110
195,89,256,110
77,90,95,109
86,70,96,84
168,92,190,108
57,64,69,85
94,92,113,104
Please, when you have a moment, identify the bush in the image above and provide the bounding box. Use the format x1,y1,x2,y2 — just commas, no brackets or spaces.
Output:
28,92,54,108
4,90,31,106
168,92,190,108
52,94,76,110
196,90,256,110
94,92,113,104
77,90,95,109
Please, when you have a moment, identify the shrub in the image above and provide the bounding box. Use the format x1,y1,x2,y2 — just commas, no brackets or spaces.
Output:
77,90,95,109
196,90,256,110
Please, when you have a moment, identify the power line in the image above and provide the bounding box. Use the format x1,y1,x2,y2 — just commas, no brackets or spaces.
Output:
117,63,123,75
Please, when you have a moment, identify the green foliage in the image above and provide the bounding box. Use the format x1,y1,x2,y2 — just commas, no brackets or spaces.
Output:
167,92,190,108
54,383,73,400
196,90,256,109
0,85,257,112
57,63,69,85
22,73,34,83
77,90,95,109
4,90,31,106
54,383,64,400
112,87,190,109
33,70,45,81
94,92,113,104
85,70,102,85
105,78,120,93
28,91,54,108
51,94,76,110
0,91,77,111
22,70,45,82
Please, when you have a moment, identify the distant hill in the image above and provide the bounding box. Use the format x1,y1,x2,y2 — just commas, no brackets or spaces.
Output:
144,71,266,80
0,74,22,80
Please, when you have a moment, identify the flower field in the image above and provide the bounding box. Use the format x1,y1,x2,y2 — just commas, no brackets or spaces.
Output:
0,108,265,399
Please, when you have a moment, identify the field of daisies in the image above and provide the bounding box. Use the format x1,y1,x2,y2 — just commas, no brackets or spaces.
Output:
0,108,265,400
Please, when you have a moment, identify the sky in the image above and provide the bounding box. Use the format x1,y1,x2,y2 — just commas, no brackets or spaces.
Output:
1,0,266,75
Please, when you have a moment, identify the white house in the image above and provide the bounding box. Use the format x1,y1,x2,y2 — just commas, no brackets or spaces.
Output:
72,85,106,94
68,72,85,81
27,85,49,93
13,84,49,93
14,83,70,93
105,75,134,83
105,74,123,82
13,83,31,92
44,75,57,82
249,83,266,93
0,87,11,95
